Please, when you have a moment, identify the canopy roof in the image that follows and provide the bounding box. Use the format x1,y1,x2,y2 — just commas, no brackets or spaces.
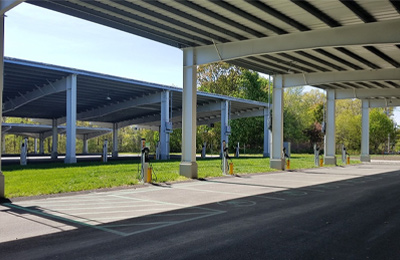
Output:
2,123,112,140
3,57,268,129
27,0,400,97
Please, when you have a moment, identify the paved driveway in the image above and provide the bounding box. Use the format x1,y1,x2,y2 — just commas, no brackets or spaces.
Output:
1,162,400,259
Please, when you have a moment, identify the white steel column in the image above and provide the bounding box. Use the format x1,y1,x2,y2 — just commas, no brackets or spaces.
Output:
39,133,44,154
361,99,370,162
160,91,170,160
324,89,337,165
64,74,77,164
2,134,5,154
179,48,198,178
112,123,118,158
220,100,229,156
270,75,284,170
263,108,270,157
34,138,38,154
0,15,5,197
83,134,88,154
51,119,58,159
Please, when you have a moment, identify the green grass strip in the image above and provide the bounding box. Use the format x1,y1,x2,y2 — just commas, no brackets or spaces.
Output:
3,154,360,198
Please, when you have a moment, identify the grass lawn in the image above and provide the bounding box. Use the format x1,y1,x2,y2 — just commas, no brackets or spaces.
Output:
3,154,360,198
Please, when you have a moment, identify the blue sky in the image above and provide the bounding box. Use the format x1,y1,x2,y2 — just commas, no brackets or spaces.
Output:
4,2,400,124
5,3,183,87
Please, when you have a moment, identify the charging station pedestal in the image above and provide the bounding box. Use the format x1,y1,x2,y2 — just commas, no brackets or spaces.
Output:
140,138,151,183
20,138,28,166
314,144,320,167
341,144,346,164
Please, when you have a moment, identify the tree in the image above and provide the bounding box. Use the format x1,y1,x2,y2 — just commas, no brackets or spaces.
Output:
369,108,395,153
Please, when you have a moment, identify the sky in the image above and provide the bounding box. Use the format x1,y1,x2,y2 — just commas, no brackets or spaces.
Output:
4,3,183,87
4,2,400,124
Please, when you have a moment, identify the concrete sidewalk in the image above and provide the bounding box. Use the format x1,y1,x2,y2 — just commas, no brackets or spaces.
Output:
1,161,398,243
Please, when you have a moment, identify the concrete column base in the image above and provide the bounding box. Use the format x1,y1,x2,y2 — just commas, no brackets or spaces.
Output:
324,156,337,165
64,156,77,164
51,152,58,160
112,151,118,158
180,161,198,179
0,173,4,199
360,155,371,162
270,159,285,170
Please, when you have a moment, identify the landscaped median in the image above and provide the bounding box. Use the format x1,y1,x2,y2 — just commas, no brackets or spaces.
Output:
2,154,360,198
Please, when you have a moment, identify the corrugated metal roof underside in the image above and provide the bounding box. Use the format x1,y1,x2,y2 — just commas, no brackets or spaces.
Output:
3,57,268,127
26,0,400,93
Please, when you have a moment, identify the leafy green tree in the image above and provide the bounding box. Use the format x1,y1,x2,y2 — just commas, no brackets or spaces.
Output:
369,108,395,153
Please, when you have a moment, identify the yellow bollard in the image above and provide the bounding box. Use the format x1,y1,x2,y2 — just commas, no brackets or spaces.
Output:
146,167,152,183
229,162,234,175
319,158,323,167
286,159,290,170
347,156,350,165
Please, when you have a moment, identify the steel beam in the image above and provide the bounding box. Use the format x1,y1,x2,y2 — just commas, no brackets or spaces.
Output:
270,75,284,170
361,100,370,162
336,87,400,100
0,16,4,197
180,48,198,178
76,92,162,121
64,74,77,164
3,76,69,113
192,19,400,65
324,89,337,165
282,68,400,88
0,0,25,15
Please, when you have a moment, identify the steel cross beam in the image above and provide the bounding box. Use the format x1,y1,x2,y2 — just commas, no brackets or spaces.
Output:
3,75,71,113
191,19,400,65
1,0,25,15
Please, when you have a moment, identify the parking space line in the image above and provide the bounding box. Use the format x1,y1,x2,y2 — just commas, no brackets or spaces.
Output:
3,203,127,237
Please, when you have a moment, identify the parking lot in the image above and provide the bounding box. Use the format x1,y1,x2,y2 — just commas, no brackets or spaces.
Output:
1,162,400,259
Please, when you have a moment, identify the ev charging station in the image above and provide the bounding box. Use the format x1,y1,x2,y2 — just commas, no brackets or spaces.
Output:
283,142,291,170
314,144,322,167
140,138,151,183
222,140,229,175
20,137,28,166
201,142,206,159
102,139,108,163
342,144,350,165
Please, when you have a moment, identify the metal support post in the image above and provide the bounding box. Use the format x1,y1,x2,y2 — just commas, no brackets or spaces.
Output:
180,48,198,178
83,134,88,154
39,133,44,154
0,16,5,197
102,139,108,163
235,142,240,158
51,119,58,160
112,123,118,158
65,74,77,164
263,108,270,157
324,89,337,165
34,138,38,154
270,75,285,170
220,100,230,157
160,91,171,160
361,99,370,162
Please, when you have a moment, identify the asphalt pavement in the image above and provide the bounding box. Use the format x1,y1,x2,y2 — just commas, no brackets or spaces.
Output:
1,161,400,259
